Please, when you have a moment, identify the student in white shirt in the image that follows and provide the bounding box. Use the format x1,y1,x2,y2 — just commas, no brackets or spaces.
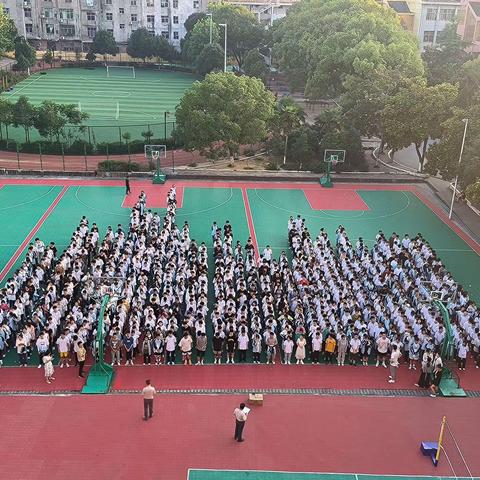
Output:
388,344,401,383
282,336,294,365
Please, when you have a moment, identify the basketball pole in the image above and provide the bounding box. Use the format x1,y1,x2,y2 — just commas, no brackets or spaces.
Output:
435,416,447,465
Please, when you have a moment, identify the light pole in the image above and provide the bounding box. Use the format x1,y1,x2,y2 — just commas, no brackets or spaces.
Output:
219,23,227,72
206,13,213,44
448,118,469,219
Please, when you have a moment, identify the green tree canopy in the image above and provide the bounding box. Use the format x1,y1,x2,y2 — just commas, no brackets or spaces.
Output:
0,5,16,55
196,43,224,76
209,2,265,68
273,0,423,98
175,72,275,159
381,79,458,171
12,96,35,142
127,28,156,61
91,30,118,59
271,96,305,164
182,18,221,64
422,22,474,86
14,36,36,71
243,48,269,83
34,101,89,142
425,105,480,187
184,12,207,34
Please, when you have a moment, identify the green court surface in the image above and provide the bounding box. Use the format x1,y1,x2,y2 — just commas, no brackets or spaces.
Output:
0,67,197,142
188,471,479,480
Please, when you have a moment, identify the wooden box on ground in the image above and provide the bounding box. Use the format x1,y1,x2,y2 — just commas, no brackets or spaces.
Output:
248,393,264,405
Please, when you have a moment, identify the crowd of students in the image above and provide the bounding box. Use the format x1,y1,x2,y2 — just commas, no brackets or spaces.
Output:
0,188,478,392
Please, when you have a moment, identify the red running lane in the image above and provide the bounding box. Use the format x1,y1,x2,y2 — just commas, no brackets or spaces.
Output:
0,186,69,283
241,186,259,259
0,395,479,479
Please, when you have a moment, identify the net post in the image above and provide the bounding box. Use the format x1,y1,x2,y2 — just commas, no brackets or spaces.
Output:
435,416,447,464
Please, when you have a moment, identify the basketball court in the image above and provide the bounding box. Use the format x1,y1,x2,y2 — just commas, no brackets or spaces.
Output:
0,177,479,479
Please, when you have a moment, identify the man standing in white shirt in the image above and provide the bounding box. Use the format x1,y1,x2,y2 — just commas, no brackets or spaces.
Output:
233,402,248,442
142,379,156,420
388,344,401,383
376,332,390,368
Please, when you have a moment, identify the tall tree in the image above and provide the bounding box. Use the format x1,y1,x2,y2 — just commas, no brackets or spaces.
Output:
127,28,156,61
210,3,265,68
182,18,220,64
425,104,480,187
14,36,36,72
272,97,305,164
273,0,423,98
381,79,458,171
243,48,269,83
422,22,474,86
0,98,14,138
175,72,275,160
12,96,35,142
196,43,224,76
91,30,118,61
0,5,16,56
34,101,88,142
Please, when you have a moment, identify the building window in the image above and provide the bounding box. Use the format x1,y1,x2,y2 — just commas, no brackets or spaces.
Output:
439,8,455,21
147,15,155,23
107,28,114,33
65,0,72,3
173,15,178,24
60,9,74,20
120,24,125,29
106,12,113,20
423,30,435,43
24,8,32,18
161,15,168,23
161,0,169,6
147,0,154,6
46,24,55,34
25,24,33,33
173,0,178,7
43,9,52,18
119,8,124,14
426,8,437,21
86,12,95,21
3,7,9,14
131,0,137,5
60,25,75,36
131,14,138,22
106,0,112,4
193,0,199,8
173,31,179,39
87,26,96,37
161,31,169,38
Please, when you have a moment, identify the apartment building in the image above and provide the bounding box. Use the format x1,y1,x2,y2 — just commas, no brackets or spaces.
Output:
223,0,294,25
458,0,480,53
0,0,207,51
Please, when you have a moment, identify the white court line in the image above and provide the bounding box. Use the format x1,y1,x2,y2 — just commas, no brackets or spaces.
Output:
5,74,44,97
186,469,474,479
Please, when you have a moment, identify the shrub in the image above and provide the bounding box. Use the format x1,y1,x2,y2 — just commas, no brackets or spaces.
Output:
466,181,480,207
265,161,280,171
97,160,141,172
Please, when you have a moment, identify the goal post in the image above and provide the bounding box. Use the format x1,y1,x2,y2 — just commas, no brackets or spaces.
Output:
106,65,136,79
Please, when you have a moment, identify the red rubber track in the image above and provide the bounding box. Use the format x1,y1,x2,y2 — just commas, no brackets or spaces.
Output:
0,394,478,479
1,363,479,394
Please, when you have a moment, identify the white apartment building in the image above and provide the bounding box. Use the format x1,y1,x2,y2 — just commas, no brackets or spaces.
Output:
412,0,461,49
224,0,294,25
0,0,207,51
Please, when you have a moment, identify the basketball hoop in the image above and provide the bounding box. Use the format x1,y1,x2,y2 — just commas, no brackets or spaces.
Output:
151,150,160,162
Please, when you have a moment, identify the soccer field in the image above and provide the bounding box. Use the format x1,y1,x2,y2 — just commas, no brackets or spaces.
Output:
0,66,197,143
